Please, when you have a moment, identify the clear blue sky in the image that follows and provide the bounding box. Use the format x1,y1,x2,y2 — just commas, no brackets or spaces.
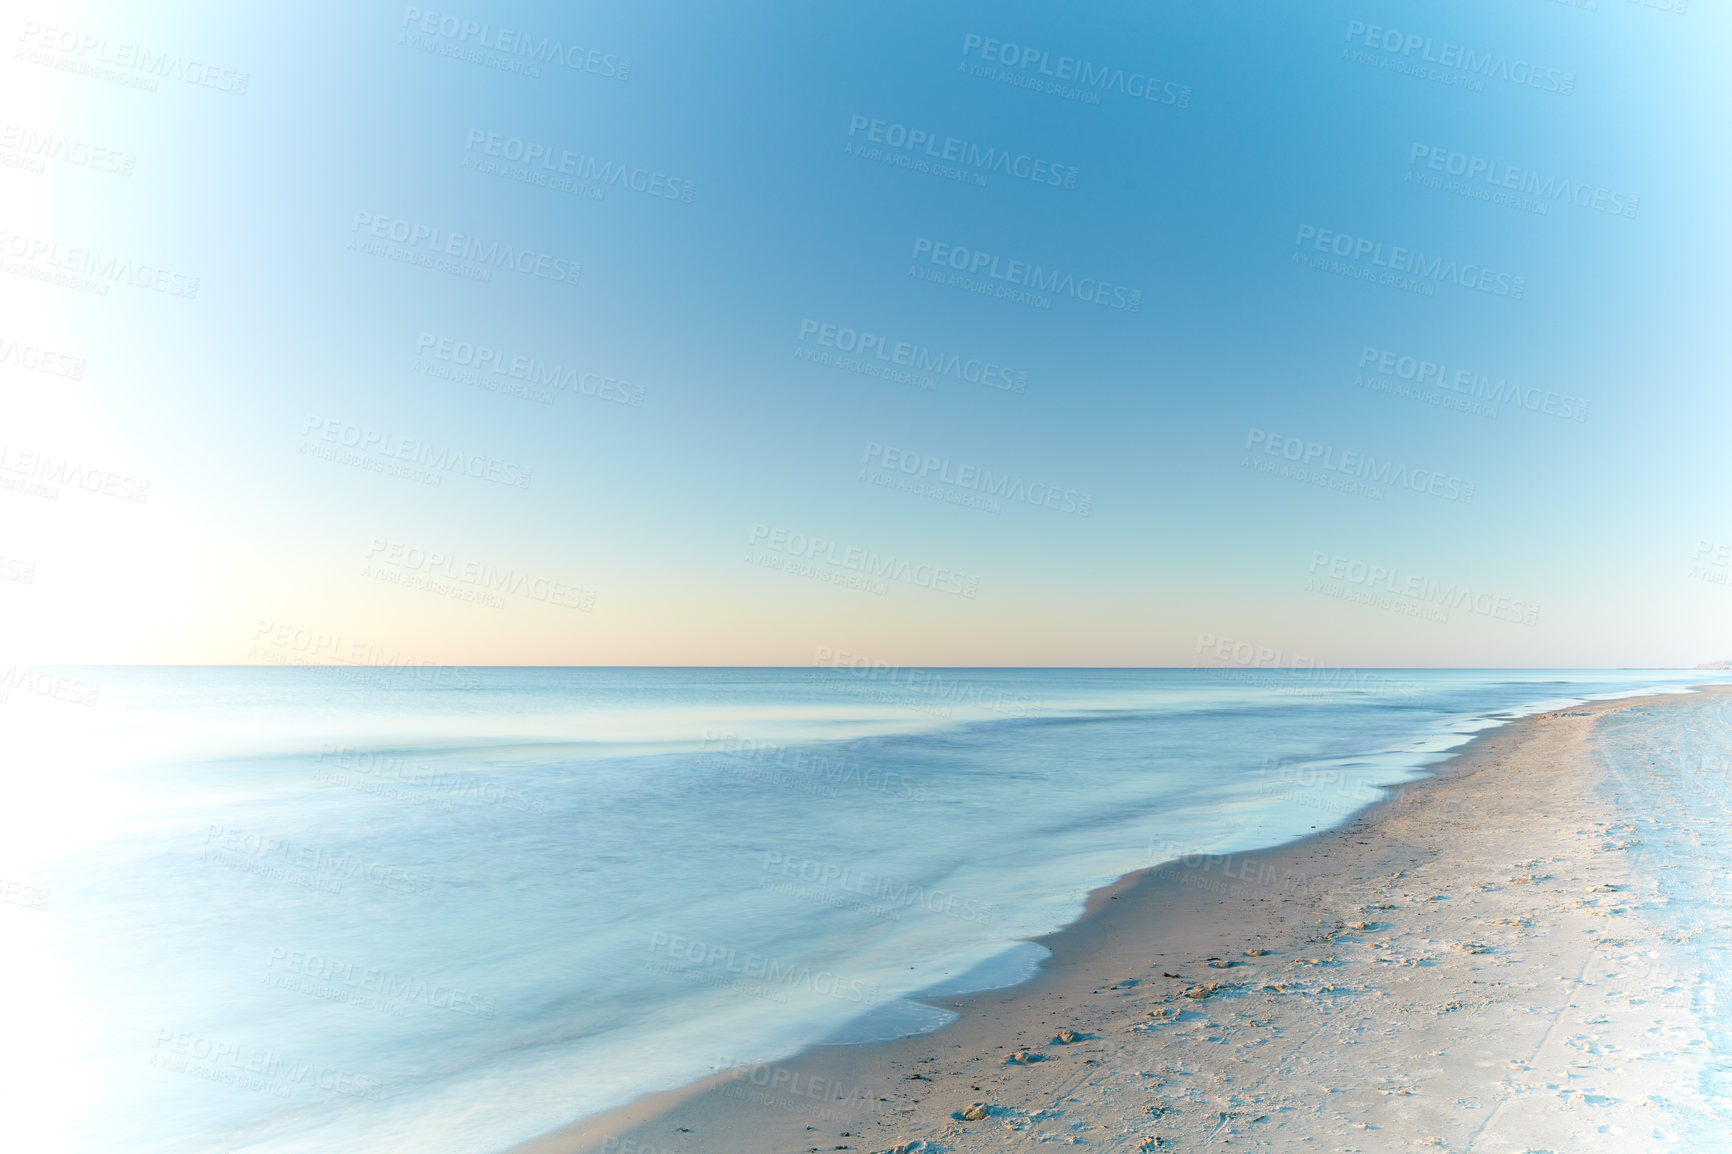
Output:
3,0,1728,665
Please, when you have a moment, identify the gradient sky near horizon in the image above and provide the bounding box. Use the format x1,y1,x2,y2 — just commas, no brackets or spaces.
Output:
3,0,1729,667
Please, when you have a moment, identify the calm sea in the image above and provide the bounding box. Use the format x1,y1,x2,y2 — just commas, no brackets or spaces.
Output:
0,666,1723,1152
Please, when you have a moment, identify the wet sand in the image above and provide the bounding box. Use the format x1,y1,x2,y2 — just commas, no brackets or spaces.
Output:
513,685,1729,1154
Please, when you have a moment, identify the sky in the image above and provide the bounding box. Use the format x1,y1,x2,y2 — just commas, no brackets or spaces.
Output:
2,0,1729,667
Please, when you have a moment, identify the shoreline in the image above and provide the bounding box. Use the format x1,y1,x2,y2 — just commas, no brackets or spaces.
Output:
514,683,1730,1153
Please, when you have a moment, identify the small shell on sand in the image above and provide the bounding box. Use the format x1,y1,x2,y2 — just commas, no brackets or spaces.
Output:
1006,1048,1044,1064
959,1102,991,1121
1055,1028,1082,1044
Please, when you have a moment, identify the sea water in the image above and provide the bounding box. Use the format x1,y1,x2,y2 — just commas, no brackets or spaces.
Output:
0,666,1723,1153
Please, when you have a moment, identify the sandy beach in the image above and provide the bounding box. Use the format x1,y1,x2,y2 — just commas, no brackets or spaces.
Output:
515,685,1730,1154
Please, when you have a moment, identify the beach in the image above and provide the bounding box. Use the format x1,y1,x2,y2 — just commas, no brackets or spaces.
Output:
9,669,1726,1153
520,684,1731,1154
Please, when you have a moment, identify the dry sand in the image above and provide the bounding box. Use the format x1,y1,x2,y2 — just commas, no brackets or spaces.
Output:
514,686,1729,1154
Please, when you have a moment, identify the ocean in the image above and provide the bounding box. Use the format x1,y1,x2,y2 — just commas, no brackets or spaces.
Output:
0,666,1723,1153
